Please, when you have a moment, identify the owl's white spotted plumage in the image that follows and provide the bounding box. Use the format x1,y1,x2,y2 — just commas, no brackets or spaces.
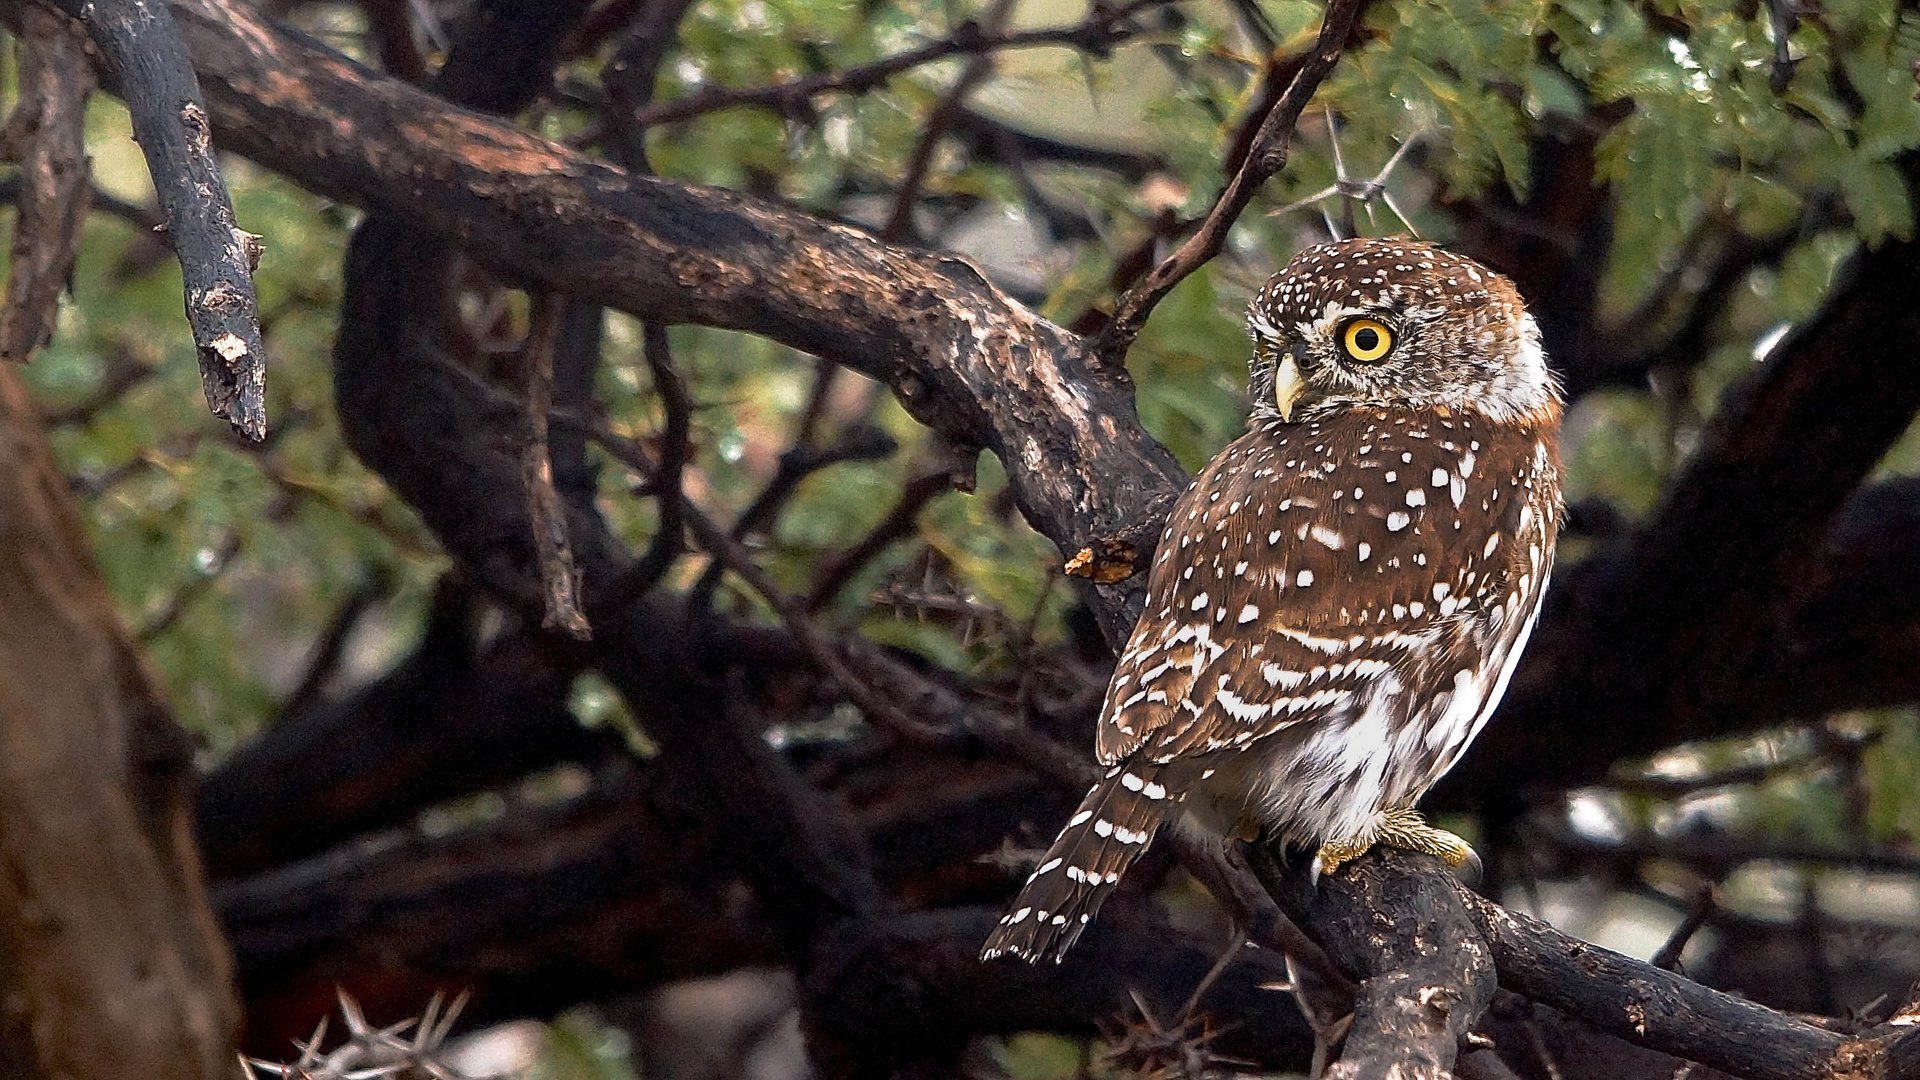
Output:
982,237,1563,963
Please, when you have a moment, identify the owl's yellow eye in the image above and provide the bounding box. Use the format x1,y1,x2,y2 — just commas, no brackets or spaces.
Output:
1341,319,1394,363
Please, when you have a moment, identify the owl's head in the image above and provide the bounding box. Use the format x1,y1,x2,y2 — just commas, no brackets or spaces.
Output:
1244,238,1560,427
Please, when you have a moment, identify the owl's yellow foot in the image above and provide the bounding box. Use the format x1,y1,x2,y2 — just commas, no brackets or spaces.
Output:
1376,808,1480,875
1314,833,1375,876
1315,809,1480,877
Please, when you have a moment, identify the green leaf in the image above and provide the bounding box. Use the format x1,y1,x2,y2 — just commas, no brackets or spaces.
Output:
1838,157,1916,244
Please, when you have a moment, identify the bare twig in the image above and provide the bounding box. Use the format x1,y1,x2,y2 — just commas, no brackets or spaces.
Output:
592,322,692,616
358,0,429,82
806,459,960,612
137,528,244,640
1650,884,1716,972
278,576,386,720
1608,727,1876,798
1093,0,1369,363
565,403,959,746
1176,839,1355,997
882,0,1016,241
625,0,1177,128
519,296,592,639
599,0,698,171
39,343,158,427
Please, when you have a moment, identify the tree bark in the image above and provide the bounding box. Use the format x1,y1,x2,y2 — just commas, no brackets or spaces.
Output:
0,366,237,1079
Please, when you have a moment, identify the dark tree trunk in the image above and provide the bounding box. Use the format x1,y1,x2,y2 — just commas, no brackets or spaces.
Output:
0,365,238,1079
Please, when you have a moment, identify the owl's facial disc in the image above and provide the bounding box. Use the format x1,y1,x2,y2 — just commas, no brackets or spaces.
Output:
1245,238,1561,427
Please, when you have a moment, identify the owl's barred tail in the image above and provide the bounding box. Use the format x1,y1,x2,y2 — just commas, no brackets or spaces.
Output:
980,764,1181,963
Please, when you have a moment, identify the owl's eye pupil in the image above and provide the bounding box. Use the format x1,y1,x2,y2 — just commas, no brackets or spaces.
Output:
1354,328,1378,350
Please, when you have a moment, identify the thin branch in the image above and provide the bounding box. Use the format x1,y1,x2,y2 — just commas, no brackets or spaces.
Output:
806,458,958,612
1537,821,1920,878
136,527,244,640
356,0,428,82
45,0,269,438
39,342,158,427
684,421,897,618
947,107,1163,180
570,406,961,747
599,0,697,171
1650,884,1717,973
625,0,1177,128
0,174,162,232
519,295,592,639
592,321,691,615
881,0,1015,242
1093,0,1369,363
277,575,385,720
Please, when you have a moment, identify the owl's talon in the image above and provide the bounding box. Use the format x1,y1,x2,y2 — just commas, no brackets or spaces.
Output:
1315,810,1480,880
1376,808,1479,877
1314,835,1373,876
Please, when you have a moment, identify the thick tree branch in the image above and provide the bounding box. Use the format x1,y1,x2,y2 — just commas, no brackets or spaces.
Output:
1256,848,1496,1078
1252,847,1920,1080
135,0,1192,641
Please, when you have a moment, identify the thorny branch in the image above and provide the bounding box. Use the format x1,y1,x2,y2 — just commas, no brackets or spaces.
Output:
1094,0,1371,361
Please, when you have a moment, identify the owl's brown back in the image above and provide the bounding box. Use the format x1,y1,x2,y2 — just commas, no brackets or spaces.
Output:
1099,404,1560,773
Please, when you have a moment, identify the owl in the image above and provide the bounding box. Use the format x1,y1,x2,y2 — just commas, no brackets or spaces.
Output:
982,237,1562,963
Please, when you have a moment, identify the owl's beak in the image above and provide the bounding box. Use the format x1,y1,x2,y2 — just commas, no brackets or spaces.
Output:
1274,348,1307,422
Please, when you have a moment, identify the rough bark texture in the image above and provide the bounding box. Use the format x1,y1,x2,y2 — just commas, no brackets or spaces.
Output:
0,366,238,1079
0,4,92,362
1262,848,1497,1079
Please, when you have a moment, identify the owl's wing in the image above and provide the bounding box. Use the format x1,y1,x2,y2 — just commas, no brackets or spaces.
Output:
1097,411,1556,766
